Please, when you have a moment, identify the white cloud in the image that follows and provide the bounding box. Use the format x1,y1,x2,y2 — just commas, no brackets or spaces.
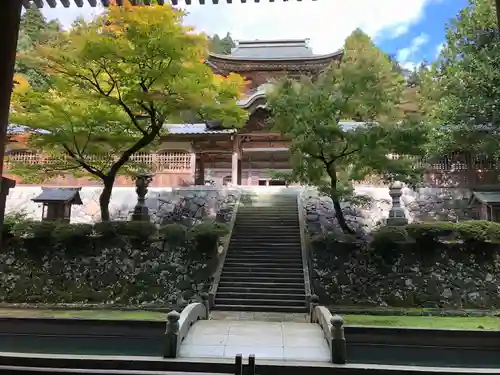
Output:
41,0,437,54
435,41,445,58
397,33,429,70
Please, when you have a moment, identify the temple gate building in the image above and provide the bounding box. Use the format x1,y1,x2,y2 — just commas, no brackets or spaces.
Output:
5,39,343,187
5,39,500,189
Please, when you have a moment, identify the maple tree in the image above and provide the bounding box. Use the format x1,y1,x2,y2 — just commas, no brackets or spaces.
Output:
10,2,247,221
267,30,428,234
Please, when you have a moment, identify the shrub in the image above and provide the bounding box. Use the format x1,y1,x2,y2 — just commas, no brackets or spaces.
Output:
189,221,228,255
52,223,94,253
455,220,500,243
93,220,156,242
406,221,457,245
159,223,187,247
10,220,59,255
2,212,28,241
372,226,410,261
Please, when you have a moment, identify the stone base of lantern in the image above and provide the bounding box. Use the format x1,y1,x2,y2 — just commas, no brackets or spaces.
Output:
131,206,150,222
387,208,408,226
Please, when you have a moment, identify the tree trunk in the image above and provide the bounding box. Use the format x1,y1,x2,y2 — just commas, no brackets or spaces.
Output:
331,195,355,234
327,163,355,234
99,177,115,222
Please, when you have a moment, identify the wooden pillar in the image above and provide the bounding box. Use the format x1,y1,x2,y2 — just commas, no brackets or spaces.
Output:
0,0,22,248
190,151,197,185
496,0,500,28
231,136,241,186
194,155,205,185
231,150,238,185
237,159,242,185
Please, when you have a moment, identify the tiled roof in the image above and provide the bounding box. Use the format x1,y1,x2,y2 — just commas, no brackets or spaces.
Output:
32,187,83,204
23,0,315,9
165,123,237,135
471,191,500,204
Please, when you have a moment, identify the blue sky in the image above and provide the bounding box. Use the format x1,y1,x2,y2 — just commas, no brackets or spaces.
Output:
41,0,470,70
377,0,469,68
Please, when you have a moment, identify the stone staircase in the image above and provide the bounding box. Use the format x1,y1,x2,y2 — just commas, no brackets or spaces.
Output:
213,193,308,313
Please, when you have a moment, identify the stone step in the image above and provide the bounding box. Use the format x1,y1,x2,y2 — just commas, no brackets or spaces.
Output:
234,219,298,224
216,292,306,301
238,206,297,210
225,252,302,259
228,249,302,255
235,217,299,220
231,234,300,240
232,226,300,232
239,200,297,203
222,270,304,278
230,239,301,244
231,234,301,241
223,266,303,274
223,260,302,268
236,211,298,215
217,286,305,294
229,243,302,249
218,281,305,289
224,257,302,264
215,298,306,307
212,304,308,313
219,275,304,283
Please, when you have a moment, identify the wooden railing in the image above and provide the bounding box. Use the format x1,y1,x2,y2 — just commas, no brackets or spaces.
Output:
4,151,193,173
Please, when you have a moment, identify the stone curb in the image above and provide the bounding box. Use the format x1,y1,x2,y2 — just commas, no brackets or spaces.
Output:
329,308,500,317
0,303,173,312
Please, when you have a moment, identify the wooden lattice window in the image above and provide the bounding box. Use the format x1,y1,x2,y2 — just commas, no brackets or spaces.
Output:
157,151,191,171
130,152,155,168
7,151,39,164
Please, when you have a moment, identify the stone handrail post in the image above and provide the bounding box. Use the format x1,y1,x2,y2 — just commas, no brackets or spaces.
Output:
163,310,181,358
234,353,243,375
330,315,347,364
309,294,319,323
201,292,210,320
248,354,256,375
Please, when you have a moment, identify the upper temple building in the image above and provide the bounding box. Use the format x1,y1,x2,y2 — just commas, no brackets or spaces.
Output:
5,39,345,188
7,39,479,189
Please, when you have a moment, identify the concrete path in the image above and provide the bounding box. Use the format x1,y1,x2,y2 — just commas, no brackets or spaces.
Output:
179,320,330,362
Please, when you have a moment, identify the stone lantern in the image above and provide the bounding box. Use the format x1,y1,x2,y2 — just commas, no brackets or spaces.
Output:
387,181,408,226
131,172,154,222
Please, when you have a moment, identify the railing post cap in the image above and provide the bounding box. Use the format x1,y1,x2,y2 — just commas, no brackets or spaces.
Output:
167,310,181,322
331,314,344,326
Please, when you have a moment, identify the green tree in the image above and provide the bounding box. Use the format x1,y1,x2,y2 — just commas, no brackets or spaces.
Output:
267,29,428,233
426,0,500,156
209,32,236,54
11,3,247,221
16,8,61,89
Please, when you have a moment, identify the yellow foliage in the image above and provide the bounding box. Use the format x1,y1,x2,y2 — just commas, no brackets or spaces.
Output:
13,74,29,94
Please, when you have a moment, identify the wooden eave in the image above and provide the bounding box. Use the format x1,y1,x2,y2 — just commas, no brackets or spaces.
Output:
207,53,342,73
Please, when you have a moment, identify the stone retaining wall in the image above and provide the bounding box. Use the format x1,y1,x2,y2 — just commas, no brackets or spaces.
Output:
302,186,471,234
5,187,240,224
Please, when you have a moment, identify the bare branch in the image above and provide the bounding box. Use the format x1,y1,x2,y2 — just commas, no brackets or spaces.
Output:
62,144,106,179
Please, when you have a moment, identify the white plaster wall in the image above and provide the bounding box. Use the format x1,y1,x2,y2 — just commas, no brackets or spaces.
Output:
5,184,470,225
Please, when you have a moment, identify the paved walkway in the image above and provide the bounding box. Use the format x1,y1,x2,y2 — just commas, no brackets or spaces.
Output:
179,320,330,362
209,311,309,323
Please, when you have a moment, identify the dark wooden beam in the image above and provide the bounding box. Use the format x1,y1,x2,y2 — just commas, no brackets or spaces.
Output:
0,0,22,248
22,0,317,8
496,0,500,28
